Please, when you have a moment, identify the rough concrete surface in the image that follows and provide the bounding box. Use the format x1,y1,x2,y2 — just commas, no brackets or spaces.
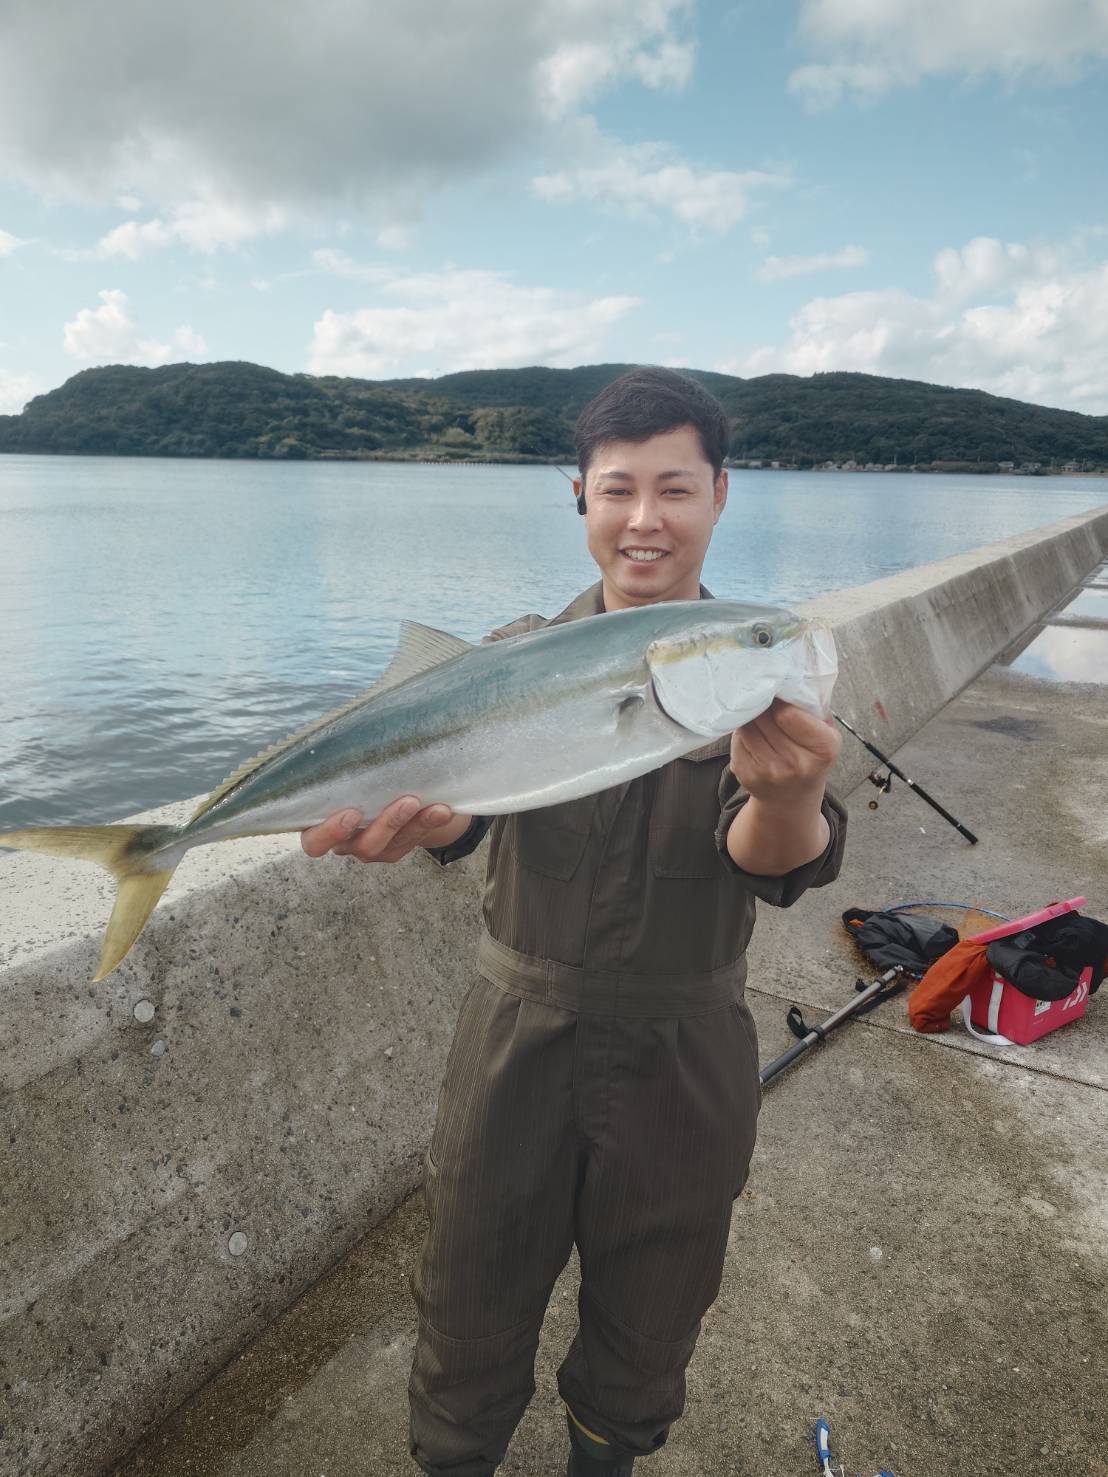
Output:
109,594,1108,1474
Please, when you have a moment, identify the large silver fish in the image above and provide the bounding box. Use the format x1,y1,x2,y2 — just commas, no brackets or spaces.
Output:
1,600,836,979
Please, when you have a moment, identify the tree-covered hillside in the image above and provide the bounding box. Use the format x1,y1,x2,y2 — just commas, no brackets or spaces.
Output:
2,359,1107,470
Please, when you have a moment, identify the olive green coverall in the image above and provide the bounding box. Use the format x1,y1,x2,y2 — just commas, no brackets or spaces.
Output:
409,582,847,1475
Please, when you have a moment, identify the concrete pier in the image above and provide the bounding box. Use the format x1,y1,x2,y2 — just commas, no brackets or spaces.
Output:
1,504,1106,1476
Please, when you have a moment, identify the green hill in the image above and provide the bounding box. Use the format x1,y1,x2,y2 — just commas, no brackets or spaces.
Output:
1,359,1106,471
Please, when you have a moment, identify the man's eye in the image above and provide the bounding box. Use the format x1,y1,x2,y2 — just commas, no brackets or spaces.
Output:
663,487,689,496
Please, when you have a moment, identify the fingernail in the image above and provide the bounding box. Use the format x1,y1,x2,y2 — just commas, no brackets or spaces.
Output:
340,810,361,833
399,798,419,821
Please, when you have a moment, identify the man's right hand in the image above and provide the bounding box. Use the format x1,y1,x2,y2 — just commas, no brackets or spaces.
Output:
300,796,465,864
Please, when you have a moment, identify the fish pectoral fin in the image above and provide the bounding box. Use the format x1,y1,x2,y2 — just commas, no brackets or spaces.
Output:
615,692,645,737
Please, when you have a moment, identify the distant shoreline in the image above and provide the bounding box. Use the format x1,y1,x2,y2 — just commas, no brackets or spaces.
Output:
2,448,1106,477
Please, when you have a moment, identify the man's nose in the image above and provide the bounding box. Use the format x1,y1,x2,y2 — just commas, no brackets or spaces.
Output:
628,495,663,529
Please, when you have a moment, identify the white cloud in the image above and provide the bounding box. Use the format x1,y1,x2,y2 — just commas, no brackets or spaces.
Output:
96,219,173,259
308,267,640,377
95,199,287,258
174,325,208,357
791,0,1108,106
0,0,694,224
732,235,1108,413
757,244,870,281
0,227,29,257
533,133,789,234
311,248,391,285
63,289,207,367
0,371,41,414
536,0,695,116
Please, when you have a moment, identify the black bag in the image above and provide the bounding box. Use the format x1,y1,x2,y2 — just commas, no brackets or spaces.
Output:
987,913,1108,999
843,908,960,976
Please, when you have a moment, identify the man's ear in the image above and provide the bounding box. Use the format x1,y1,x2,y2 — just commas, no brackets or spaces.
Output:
573,476,587,516
712,469,728,523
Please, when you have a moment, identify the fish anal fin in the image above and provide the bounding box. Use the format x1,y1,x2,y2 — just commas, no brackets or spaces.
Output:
190,621,474,823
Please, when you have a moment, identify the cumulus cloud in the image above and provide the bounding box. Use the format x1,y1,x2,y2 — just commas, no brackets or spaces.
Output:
731,235,1108,413
0,227,29,257
63,289,207,367
0,371,41,415
308,267,640,377
757,244,870,281
791,0,1108,105
95,200,287,258
0,0,694,232
533,132,789,234
539,7,695,117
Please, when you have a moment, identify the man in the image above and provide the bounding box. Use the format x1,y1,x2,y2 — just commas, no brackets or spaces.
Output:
301,368,845,1475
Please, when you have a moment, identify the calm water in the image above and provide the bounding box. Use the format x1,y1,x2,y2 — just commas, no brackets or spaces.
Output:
2,454,1106,829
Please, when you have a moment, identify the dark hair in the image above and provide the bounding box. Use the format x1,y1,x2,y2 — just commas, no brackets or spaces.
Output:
574,367,731,492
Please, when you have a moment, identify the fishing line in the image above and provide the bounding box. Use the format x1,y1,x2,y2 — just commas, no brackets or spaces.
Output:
549,460,586,514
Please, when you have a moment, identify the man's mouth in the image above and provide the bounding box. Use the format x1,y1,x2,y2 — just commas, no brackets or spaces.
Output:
620,548,668,563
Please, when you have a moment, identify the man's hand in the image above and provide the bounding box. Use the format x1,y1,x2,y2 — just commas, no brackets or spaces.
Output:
729,698,841,803
300,796,462,864
726,700,841,876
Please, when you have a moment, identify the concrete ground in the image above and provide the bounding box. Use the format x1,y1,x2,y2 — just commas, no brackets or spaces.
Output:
114,608,1108,1477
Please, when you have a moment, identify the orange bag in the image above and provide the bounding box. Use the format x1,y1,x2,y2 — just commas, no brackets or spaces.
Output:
908,938,993,1033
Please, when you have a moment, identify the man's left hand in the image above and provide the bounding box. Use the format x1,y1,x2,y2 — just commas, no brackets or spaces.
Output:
730,698,841,803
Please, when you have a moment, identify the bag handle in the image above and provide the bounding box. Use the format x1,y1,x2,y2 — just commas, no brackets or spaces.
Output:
960,987,1015,1048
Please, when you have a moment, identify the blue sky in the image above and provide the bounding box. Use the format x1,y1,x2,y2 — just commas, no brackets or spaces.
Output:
2,0,1108,415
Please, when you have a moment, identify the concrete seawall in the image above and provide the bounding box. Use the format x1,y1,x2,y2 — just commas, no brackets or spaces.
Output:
2,502,1106,1476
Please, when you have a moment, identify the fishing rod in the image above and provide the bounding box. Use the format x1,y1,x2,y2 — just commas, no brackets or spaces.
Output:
759,967,907,1088
833,713,978,845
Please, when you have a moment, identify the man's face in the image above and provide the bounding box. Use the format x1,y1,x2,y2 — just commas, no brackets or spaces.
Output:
574,425,728,610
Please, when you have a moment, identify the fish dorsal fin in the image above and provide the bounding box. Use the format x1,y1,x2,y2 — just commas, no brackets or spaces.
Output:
380,621,473,688
190,621,473,823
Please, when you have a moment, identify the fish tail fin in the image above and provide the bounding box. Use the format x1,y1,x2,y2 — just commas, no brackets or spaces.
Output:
0,823,182,979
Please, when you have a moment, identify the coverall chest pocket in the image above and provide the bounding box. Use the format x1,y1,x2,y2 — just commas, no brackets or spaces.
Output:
651,825,725,879
513,805,591,882
650,738,732,879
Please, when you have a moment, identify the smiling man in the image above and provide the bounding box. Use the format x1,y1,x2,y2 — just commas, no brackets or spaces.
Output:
301,367,846,1475
581,422,722,606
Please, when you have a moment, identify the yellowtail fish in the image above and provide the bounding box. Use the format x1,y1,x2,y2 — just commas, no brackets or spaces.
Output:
0,600,836,979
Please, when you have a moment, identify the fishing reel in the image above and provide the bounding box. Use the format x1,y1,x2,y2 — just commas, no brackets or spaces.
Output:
865,770,893,810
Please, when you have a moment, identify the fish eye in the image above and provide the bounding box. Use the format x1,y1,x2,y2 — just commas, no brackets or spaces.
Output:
752,624,774,648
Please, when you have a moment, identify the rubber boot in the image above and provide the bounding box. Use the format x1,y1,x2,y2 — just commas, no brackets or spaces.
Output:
565,1411,636,1476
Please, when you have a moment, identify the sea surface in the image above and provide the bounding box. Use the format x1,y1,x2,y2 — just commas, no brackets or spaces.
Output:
2,454,1106,830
